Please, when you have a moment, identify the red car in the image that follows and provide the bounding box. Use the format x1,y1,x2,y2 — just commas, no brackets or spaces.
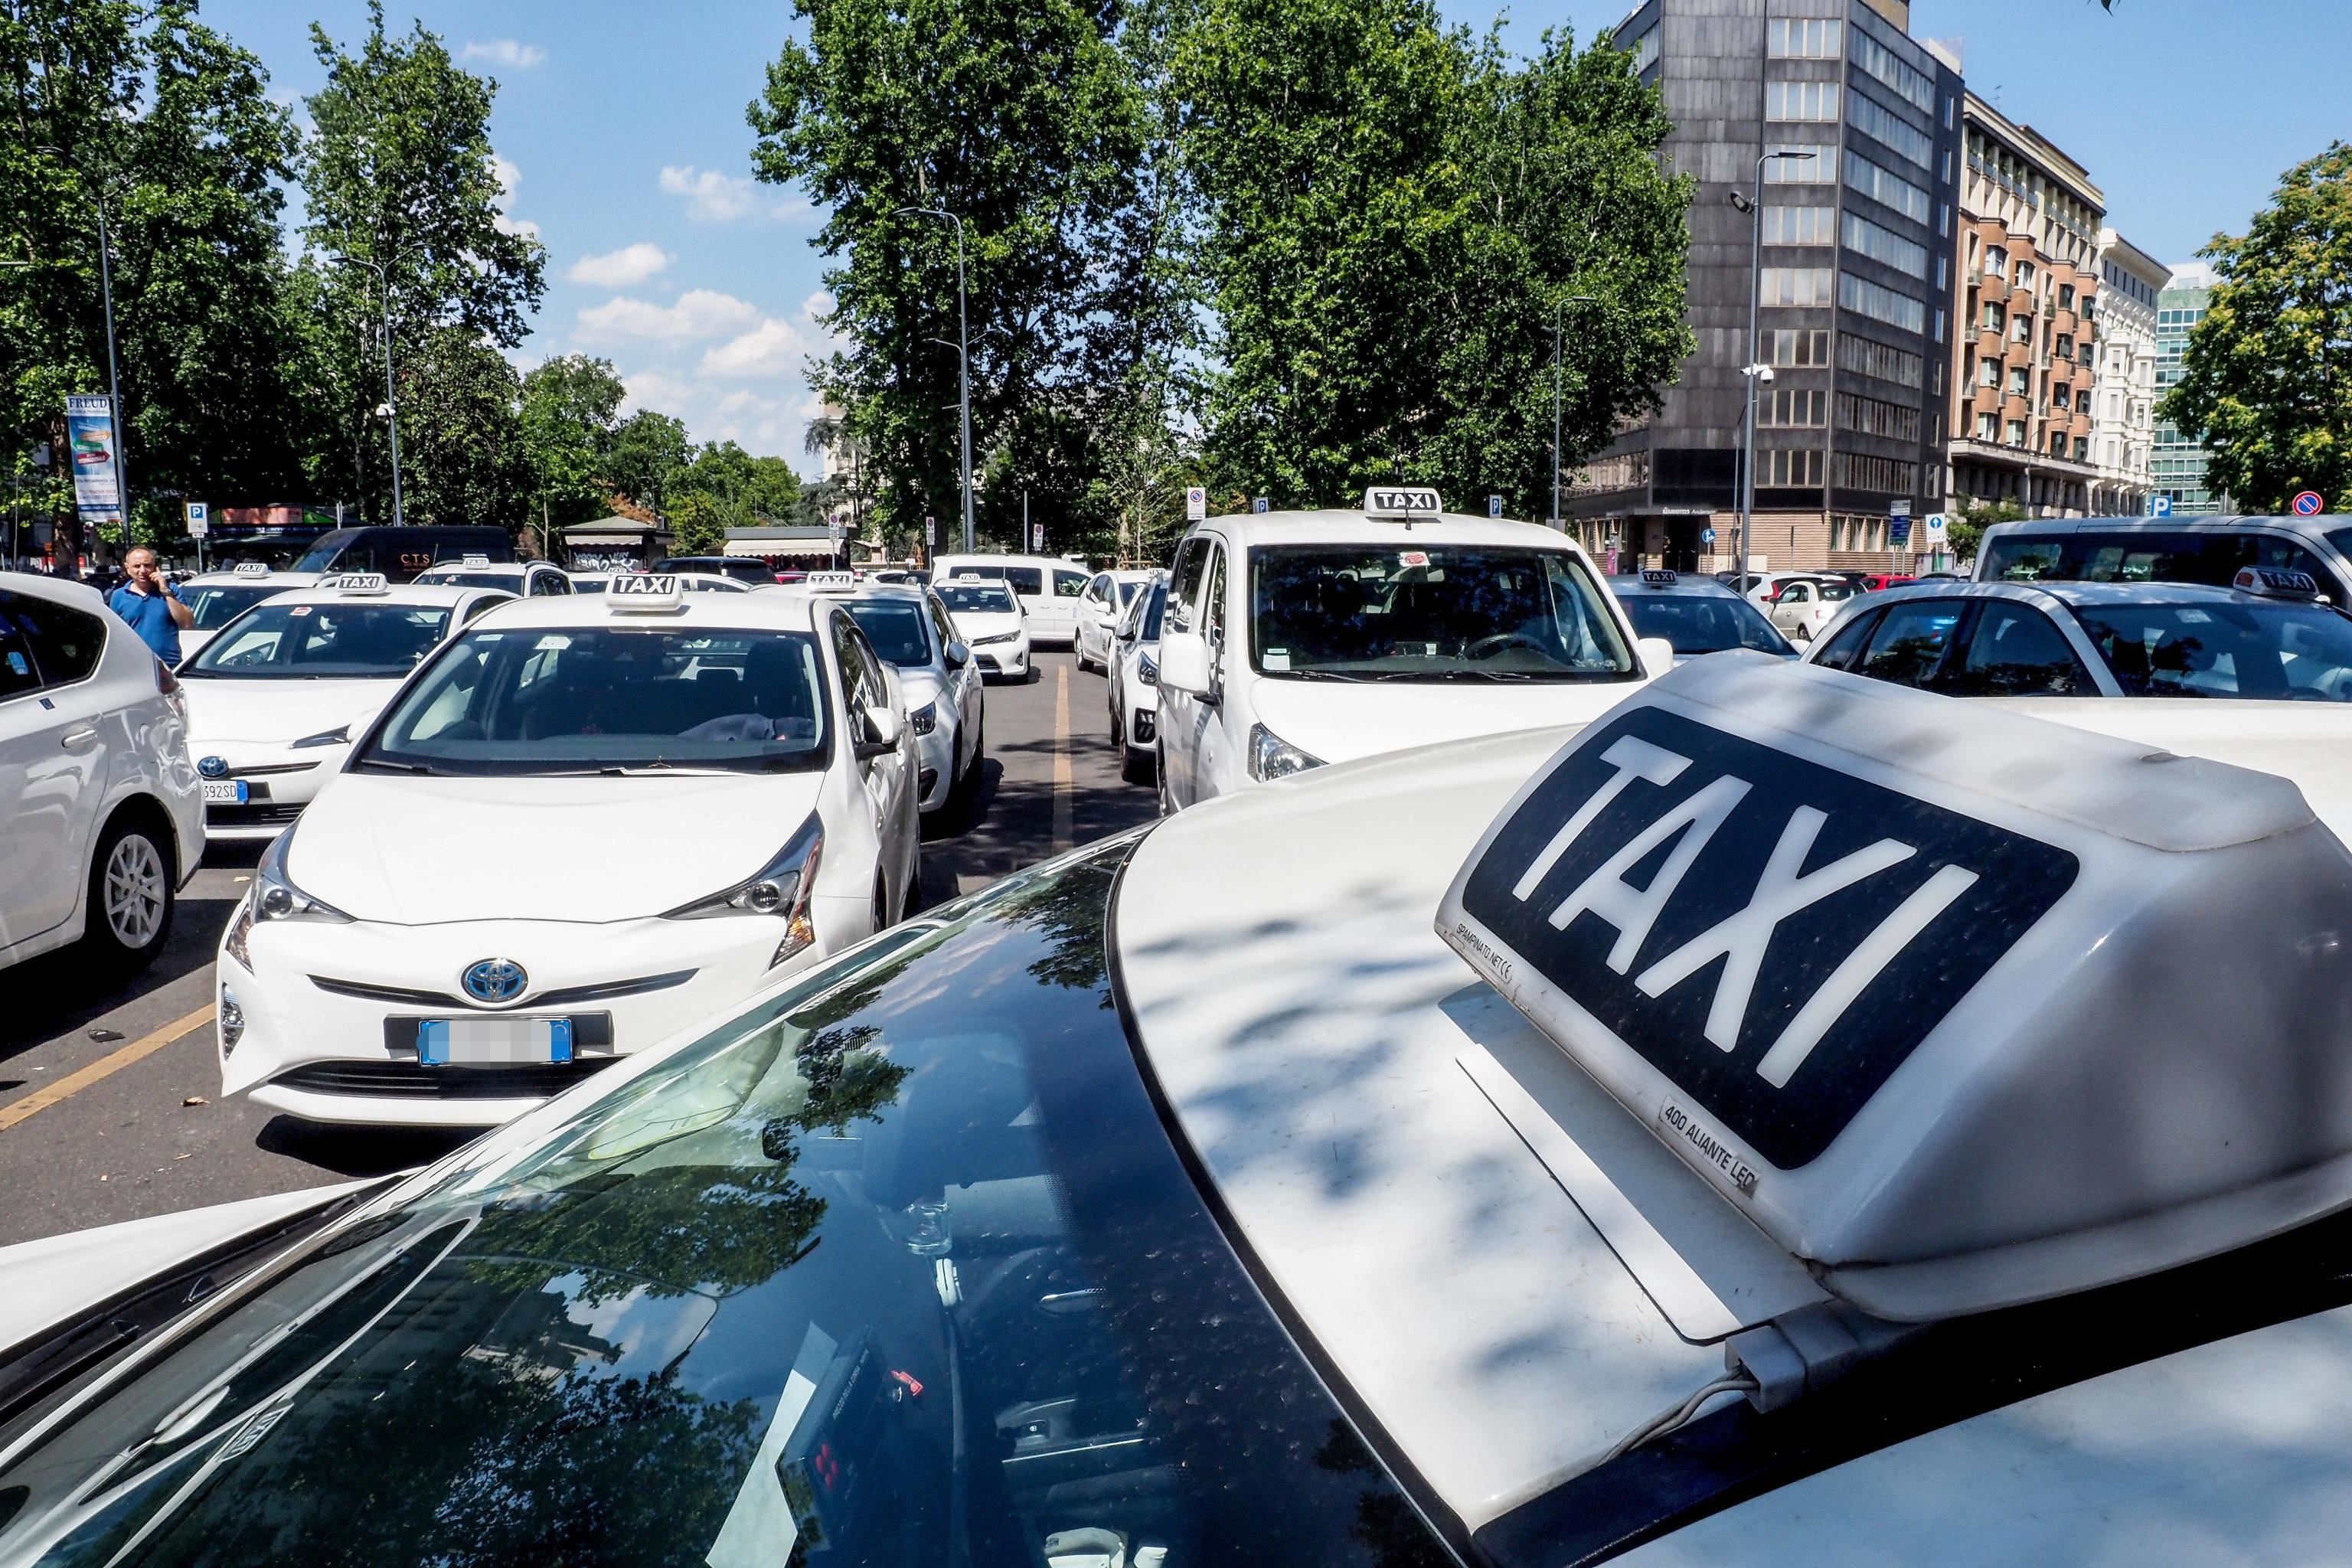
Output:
1857,573,1916,593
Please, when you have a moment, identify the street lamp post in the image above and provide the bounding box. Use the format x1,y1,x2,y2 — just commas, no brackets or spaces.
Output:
895,206,974,554
331,255,404,526
1730,147,1815,594
1548,294,1600,531
39,147,129,549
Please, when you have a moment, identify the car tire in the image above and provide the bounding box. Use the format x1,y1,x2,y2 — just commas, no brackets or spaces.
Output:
1109,694,1124,750
77,812,175,976
1122,743,1152,786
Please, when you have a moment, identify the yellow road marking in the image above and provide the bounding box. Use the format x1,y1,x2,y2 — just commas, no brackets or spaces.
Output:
1053,664,1075,854
0,1004,215,1133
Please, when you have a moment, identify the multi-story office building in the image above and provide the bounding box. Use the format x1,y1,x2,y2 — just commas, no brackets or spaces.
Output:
2089,229,2164,516
2152,263,2228,514
1945,94,2103,521
1570,0,1963,573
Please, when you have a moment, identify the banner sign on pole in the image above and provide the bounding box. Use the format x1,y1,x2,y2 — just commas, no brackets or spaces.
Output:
1185,485,1206,522
64,395,121,530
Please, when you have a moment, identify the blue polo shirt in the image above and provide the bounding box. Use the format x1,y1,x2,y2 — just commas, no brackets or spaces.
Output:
107,583,183,665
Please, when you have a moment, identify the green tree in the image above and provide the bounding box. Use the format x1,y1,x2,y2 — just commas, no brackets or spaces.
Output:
301,1,547,521
1950,498,2023,564
519,354,626,541
666,489,737,556
746,0,1171,552
1174,0,1691,511
2158,143,2352,514
674,439,801,518
397,328,528,527
2,0,318,557
603,408,689,514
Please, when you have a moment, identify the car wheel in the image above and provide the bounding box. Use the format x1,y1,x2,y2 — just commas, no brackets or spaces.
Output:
1109,694,1124,750
77,813,175,975
1122,743,1152,786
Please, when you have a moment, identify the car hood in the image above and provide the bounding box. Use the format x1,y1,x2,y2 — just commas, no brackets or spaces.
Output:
894,666,949,708
1246,671,1650,766
183,677,406,748
949,610,1023,641
286,771,827,924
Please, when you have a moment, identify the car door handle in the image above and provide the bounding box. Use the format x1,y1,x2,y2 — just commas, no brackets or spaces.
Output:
60,727,99,748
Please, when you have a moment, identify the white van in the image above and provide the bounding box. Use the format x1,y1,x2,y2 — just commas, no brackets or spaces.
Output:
930,554,1092,645
1153,488,1668,812
1977,514,2352,603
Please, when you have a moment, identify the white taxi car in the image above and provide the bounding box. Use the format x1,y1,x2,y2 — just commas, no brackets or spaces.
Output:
1155,487,1668,809
1107,570,1166,783
1073,567,1155,671
174,563,320,662
816,573,986,815
181,575,513,841
936,575,1031,681
212,573,921,1127
413,554,573,598
23,654,2352,1564
0,571,203,975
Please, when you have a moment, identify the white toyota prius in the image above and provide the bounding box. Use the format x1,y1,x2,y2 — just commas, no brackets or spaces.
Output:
213,573,922,1127
181,575,514,841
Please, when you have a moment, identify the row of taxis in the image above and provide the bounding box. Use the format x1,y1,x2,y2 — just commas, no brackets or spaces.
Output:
16,509,2352,1564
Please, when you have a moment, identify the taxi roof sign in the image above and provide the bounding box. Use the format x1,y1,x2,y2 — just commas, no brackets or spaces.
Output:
326,572,389,595
1436,654,2352,1328
1363,486,1443,521
805,570,859,595
606,573,683,612
232,561,271,577
2233,565,2324,601
1640,569,1678,588
459,554,492,568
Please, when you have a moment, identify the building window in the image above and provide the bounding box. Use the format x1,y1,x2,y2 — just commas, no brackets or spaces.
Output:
1768,328,1831,367
1939,202,1950,237
1933,309,1945,344
1759,387,1828,427
1847,90,1932,170
1831,451,1919,494
2008,365,2029,396
1978,357,1999,388
1769,18,1844,57
1841,210,1928,277
1766,80,1841,122
1761,446,1826,486
2056,333,2074,360
2058,283,2076,309
2052,384,2071,410
2074,436,2090,462
1936,255,1948,289
1760,205,1835,244
1977,411,1999,441
1851,26,1935,112
1761,266,1834,305
1941,149,1953,185
1983,301,2006,332
1763,143,1838,184
1624,24,1659,73
2006,419,2027,446
1838,330,1924,389
1836,390,1922,443
1985,246,2007,278
1844,150,1931,224
2012,313,2034,344
1838,270,1926,334
2015,260,2036,289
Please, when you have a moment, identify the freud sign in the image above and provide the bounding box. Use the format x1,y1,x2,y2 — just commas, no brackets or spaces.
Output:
1453,707,2077,1168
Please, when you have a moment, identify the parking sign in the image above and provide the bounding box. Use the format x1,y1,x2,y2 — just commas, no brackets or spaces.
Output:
184,501,209,538
1186,485,1206,521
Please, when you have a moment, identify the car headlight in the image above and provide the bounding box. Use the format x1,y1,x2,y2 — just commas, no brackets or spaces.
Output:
289,724,351,749
1138,650,1158,686
662,813,825,968
224,828,353,970
972,630,1018,646
908,701,937,736
1247,723,1325,782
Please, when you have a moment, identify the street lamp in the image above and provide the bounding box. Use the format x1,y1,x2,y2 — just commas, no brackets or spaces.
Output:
1547,293,1600,531
330,254,405,527
38,147,129,547
1730,147,1816,594
894,205,974,554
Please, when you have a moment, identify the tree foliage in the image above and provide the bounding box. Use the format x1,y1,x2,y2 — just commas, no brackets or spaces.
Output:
519,353,626,534
397,328,528,528
2158,143,2352,514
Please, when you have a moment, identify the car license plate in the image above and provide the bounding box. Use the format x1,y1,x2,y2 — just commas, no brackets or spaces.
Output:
416,1017,573,1066
201,779,249,805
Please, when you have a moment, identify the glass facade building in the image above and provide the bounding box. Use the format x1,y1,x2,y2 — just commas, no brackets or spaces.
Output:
2152,267,2224,514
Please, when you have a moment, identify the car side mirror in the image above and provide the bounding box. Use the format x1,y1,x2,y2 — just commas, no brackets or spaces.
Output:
1637,636,1676,679
943,639,970,668
857,704,901,756
1158,630,1214,700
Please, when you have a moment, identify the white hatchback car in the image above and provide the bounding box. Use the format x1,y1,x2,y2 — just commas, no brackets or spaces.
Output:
1155,488,1667,809
413,556,573,599
1073,568,1155,672
173,564,322,663
931,553,1091,644
936,577,1031,681
0,572,204,974
1107,571,1167,783
832,579,985,815
181,575,515,842
214,573,922,1127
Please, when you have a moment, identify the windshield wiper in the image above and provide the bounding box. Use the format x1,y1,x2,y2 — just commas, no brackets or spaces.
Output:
355,759,443,776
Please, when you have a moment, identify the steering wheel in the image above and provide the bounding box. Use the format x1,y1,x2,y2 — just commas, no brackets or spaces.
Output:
1465,631,1544,661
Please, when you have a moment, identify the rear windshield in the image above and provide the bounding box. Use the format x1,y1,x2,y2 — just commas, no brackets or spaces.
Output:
2071,601,2352,700
183,602,452,679
1250,544,1635,681
939,582,1017,614
358,626,831,775
180,583,282,630
845,601,931,667
1984,528,2352,603
1615,585,1794,655
415,571,519,592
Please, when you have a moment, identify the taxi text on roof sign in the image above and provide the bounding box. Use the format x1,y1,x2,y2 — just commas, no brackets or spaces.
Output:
233,561,270,577
606,573,683,611
2234,564,2323,600
1435,653,2352,1325
1362,485,1443,521
807,570,859,594
326,573,389,595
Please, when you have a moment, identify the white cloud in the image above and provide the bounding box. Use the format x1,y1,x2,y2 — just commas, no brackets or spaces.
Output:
488,154,538,240
700,317,809,378
659,165,761,221
568,243,671,289
462,38,545,68
578,289,760,344
620,369,696,416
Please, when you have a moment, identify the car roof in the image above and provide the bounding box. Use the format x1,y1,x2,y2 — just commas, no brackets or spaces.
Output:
1874,578,2301,610
459,584,829,633
1610,573,1742,597
1184,508,1589,551
933,551,1086,570
260,582,505,609
184,570,321,585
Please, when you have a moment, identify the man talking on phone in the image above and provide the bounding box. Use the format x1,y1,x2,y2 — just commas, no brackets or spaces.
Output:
107,547,195,665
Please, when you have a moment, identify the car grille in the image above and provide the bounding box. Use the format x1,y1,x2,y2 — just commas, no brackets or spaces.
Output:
206,801,305,828
1130,709,1155,743
312,969,695,1011
223,761,320,779
269,1057,622,1099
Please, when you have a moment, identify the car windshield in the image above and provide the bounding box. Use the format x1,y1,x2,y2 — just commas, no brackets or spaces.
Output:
1115,579,1142,607
1615,584,1795,655
845,601,930,666
939,582,1018,614
357,627,831,775
179,583,281,630
182,602,452,679
2070,600,2352,700
417,571,521,591
0,841,1446,1568
1250,544,1635,680
1137,581,1166,642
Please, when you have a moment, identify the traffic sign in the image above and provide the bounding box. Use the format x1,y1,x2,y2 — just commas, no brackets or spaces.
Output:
2294,491,2326,517
2151,495,2174,518
1252,496,1270,514
1701,527,1717,545
1487,494,1504,518
1890,512,1911,547
184,501,208,538
925,515,937,545
1185,485,1206,521
1031,523,1044,551
1923,513,1949,545
826,520,845,541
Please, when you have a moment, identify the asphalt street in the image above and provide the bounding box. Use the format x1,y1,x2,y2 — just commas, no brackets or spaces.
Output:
0,648,1154,1246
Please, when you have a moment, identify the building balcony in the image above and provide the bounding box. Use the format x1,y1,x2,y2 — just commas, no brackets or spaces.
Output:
1947,436,2102,484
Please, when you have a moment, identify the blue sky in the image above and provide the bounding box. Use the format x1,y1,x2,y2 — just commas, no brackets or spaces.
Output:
204,0,2336,480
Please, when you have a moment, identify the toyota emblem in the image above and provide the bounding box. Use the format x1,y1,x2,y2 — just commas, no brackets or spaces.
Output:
461,958,529,1006
198,756,228,779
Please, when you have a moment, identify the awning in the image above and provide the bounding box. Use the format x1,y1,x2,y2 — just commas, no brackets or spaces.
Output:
566,532,648,547
725,537,836,558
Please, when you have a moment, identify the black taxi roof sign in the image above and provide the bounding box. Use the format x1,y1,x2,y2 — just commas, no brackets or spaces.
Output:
1437,652,2352,1325
1641,569,1678,588
1362,485,1443,521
